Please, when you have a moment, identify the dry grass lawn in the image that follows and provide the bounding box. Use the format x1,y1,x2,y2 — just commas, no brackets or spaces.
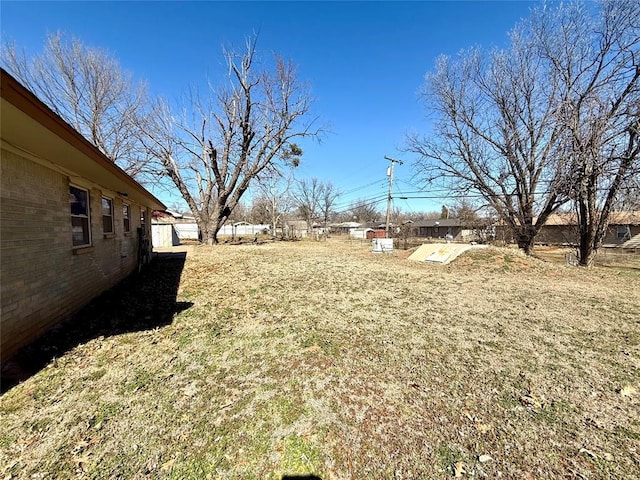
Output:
1,239,639,479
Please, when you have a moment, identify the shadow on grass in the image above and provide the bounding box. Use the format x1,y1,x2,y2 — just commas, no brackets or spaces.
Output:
1,252,191,394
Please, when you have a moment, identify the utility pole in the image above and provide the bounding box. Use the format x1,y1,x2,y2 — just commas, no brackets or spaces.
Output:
384,156,403,236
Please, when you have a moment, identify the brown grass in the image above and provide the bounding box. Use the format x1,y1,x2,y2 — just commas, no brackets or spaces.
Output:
533,245,640,272
2,239,639,479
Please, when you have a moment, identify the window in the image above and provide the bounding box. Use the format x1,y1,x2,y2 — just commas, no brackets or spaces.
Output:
102,197,114,234
70,186,91,247
617,225,630,240
123,204,131,233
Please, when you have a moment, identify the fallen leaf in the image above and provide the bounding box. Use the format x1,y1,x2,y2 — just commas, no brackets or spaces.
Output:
619,385,637,397
161,459,176,471
18,436,39,447
579,447,597,459
475,422,494,434
454,461,466,477
603,453,614,461
519,394,543,410
182,382,198,397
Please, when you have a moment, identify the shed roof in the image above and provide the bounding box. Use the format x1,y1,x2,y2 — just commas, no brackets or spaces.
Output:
1,69,165,211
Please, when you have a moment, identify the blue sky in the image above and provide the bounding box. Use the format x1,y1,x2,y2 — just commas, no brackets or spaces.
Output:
2,1,537,214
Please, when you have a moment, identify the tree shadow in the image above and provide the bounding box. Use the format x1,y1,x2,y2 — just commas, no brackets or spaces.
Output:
1,252,191,394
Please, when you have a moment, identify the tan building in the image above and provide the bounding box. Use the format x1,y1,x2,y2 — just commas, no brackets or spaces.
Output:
535,212,640,247
495,212,640,247
1,70,166,364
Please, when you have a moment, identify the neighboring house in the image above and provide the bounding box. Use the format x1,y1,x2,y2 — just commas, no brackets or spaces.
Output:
1,70,166,363
534,212,640,247
412,218,477,242
330,221,361,235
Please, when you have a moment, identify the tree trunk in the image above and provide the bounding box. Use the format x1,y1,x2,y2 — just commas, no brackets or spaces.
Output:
578,242,597,267
576,197,596,266
209,223,221,244
516,226,536,255
211,212,232,245
196,219,218,245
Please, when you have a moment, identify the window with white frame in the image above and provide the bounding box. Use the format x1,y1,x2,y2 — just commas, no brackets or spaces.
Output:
102,197,114,234
123,204,131,233
70,186,91,247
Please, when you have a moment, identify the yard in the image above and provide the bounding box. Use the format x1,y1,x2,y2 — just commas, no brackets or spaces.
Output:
1,239,639,479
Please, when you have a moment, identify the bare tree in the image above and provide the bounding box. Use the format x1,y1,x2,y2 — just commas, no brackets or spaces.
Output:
409,13,571,255
143,37,319,243
349,198,383,223
534,1,640,266
319,181,340,226
615,177,640,211
293,177,323,232
293,178,339,238
227,201,249,224
254,169,295,235
402,210,441,222
410,1,639,260
2,32,154,178
451,199,497,243
450,200,478,222
249,196,271,225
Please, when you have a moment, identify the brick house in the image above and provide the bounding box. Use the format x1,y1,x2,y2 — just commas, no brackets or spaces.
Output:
412,218,477,242
1,70,166,363
495,212,640,247
535,212,640,246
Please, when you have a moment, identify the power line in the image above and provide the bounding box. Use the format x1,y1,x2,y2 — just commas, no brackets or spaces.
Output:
332,194,388,213
393,179,415,214
340,178,387,196
330,195,388,217
332,191,388,210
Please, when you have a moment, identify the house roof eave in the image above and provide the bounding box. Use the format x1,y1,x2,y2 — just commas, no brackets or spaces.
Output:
1,69,166,211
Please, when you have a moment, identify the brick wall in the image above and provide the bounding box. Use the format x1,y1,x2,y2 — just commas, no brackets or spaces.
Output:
1,147,150,363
